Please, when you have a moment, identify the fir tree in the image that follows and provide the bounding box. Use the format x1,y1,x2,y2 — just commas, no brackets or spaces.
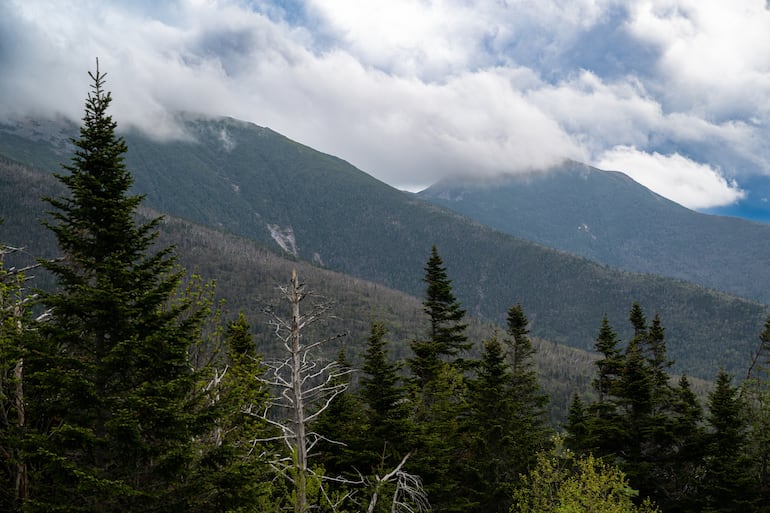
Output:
465,333,513,513
743,316,770,512
188,312,274,513
701,370,757,512
312,348,366,480
0,241,33,511
408,246,471,513
465,319,549,513
662,375,705,513
358,322,412,472
504,303,549,462
409,245,469,387
564,393,589,453
23,63,208,512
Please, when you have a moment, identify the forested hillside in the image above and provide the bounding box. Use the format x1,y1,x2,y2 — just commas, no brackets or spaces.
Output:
418,162,770,304
0,155,599,422
1,67,768,513
1,118,768,380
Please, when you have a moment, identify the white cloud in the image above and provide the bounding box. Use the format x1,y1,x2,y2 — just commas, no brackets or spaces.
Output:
1,0,769,205
627,0,770,119
595,146,745,209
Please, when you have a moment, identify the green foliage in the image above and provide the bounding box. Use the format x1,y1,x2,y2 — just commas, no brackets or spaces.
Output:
186,311,275,513
2,118,766,381
357,322,413,473
408,245,469,387
0,241,33,511
462,304,551,513
743,316,770,512
407,247,472,512
569,305,706,511
700,370,758,512
515,436,660,513
418,162,770,309
20,65,213,512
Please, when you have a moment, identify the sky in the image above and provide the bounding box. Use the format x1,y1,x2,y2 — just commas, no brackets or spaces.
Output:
1,0,770,213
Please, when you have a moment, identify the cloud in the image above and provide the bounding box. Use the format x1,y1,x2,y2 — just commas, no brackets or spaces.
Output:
626,0,770,120
0,0,769,209
595,146,745,209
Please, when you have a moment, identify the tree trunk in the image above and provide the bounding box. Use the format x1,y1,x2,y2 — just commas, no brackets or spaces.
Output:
290,268,308,513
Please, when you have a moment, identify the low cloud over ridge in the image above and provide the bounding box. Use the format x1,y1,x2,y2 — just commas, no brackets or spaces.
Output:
1,0,768,209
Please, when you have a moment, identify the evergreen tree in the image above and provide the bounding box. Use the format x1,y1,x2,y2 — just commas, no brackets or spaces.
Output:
312,348,366,480
358,322,412,473
0,241,33,511
629,302,647,338
465,318,549,513
594,315,624,404
701,370,757,513
408,246,471,513
574,315,625,455
563,393,589,453
410,361,468,513
572,306,698,511
663,375,705,513
504,304,549,464
409,245,469,387
23,64,209,512
743,316,770,512
465,333,513,513
188,312,274,513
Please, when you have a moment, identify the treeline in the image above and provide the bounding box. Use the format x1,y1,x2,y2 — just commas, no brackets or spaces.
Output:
1,67,769,513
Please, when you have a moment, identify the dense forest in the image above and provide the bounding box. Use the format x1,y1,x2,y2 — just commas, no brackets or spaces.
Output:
2,68,770,513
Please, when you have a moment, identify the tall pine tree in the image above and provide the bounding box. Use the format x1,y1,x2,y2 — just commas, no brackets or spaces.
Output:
464,310,549,513
700,370,757,513
409,245,470,387
24,63,209,512
358,322,413,473
408,246,471,513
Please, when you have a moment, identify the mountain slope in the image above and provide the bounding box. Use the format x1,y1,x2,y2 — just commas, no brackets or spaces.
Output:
0,156,603,422
418,161,770,304
0,117,767,380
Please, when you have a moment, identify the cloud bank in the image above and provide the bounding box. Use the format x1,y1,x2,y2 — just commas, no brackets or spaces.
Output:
1,0,769,208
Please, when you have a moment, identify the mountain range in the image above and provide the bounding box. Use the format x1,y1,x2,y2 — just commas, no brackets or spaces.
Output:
418,162,770,305
0,114,767,382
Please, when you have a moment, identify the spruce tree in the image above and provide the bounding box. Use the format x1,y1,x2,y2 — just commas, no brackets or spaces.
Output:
576,315,625,455
23,63,207,512
573,306,695,510
504,303,549,461
408,246,471,513
409,245,469,386
358,322,412,472
663,375,705,512
464,334,512,513
188,312,274,513
701,370,757,512
0,241,33,511
564,393,589,453
312,348,366,480
465,319,549,513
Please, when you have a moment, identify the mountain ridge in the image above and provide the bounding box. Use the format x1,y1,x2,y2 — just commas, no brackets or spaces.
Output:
418,161,770,304
1,115,767,380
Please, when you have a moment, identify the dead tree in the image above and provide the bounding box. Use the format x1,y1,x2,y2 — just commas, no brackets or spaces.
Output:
250,269,428,513
0,243,41,508
250,268,349,513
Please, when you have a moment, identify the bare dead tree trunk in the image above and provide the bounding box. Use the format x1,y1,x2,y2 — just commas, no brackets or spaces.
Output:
250,269,348,513
250,270,428,513
289,268,309,513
